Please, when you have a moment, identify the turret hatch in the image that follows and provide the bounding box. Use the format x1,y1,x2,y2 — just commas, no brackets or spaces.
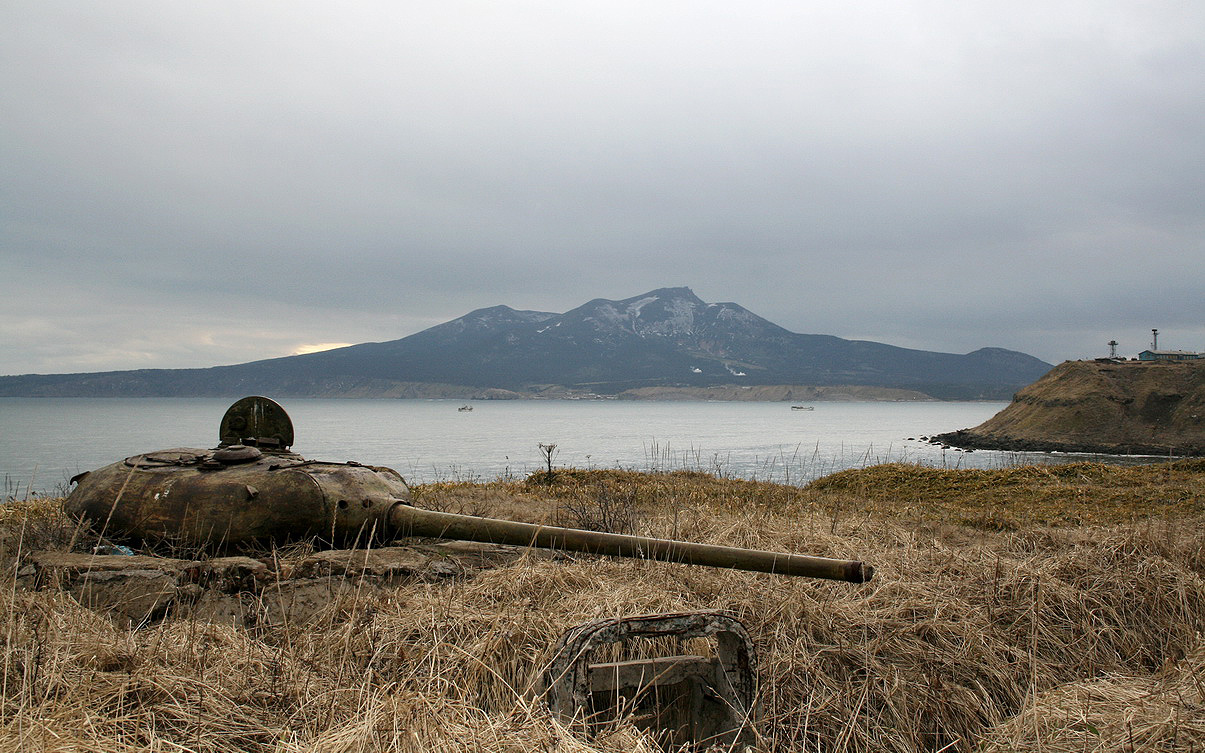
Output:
218,395,294,450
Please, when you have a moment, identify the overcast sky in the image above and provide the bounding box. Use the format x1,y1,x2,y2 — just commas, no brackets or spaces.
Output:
2,1,1202,376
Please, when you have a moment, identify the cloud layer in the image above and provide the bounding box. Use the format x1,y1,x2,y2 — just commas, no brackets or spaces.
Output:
3,1,1203,375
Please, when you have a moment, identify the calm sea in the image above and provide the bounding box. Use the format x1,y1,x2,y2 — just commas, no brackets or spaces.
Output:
0,397,1121,498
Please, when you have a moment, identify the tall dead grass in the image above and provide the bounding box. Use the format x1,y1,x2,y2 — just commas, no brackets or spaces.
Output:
1,460,1203,752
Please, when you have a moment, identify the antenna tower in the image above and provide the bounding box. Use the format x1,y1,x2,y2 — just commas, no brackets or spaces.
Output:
1152,329,1159,350
1108,340,1118,358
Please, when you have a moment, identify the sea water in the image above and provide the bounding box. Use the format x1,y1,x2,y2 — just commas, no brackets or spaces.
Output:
0,397,1111,498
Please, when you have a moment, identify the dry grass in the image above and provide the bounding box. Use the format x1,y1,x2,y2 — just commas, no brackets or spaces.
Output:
810,460,1205,529
980,639,1205,752
2,460,1204,752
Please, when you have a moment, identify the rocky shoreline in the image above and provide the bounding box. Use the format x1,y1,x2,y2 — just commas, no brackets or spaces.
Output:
929,428,1198,457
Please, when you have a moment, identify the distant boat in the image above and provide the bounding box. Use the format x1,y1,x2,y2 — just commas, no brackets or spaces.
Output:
791,405,814,411
458,405,473,412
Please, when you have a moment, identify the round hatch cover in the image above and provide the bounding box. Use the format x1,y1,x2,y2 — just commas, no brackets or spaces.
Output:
219,396,294,449
212,444,264,464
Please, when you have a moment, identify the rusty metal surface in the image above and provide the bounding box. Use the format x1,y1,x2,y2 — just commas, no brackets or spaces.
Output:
211,444,263,463
218,395,294,448
65,450,412,547
543,611,757,750
389,503,873,581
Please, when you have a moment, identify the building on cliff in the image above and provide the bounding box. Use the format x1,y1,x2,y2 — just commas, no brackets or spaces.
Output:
1139,350,1202,362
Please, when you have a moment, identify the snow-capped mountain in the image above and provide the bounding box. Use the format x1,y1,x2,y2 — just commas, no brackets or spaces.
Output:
0,287,1052,399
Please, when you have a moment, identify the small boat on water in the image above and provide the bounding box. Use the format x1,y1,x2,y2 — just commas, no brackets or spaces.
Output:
791,405,814,411
458,404,473,412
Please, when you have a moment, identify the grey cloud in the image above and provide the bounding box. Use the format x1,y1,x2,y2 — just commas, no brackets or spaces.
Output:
2,0,1203,374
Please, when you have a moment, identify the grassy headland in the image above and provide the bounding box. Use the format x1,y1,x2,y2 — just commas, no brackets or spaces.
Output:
935,359,1205,456
2,460,1203,751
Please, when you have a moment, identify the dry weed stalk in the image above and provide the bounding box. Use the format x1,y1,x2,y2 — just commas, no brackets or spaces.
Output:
0,461,1201,752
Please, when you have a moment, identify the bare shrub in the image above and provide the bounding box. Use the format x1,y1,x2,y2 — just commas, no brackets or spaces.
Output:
554,484,643,535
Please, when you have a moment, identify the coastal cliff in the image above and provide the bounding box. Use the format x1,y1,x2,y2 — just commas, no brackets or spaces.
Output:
934,359,1205,456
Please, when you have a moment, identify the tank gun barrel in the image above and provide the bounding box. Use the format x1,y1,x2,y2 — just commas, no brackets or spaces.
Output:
388,503,873,582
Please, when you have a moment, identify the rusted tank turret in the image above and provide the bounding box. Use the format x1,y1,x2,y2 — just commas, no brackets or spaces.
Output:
66,397,873,583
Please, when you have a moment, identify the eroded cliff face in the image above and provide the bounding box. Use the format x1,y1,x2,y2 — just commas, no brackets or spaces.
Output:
935,360,1205,456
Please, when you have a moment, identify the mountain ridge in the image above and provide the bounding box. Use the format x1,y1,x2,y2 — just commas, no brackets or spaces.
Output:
0,287,1053,399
